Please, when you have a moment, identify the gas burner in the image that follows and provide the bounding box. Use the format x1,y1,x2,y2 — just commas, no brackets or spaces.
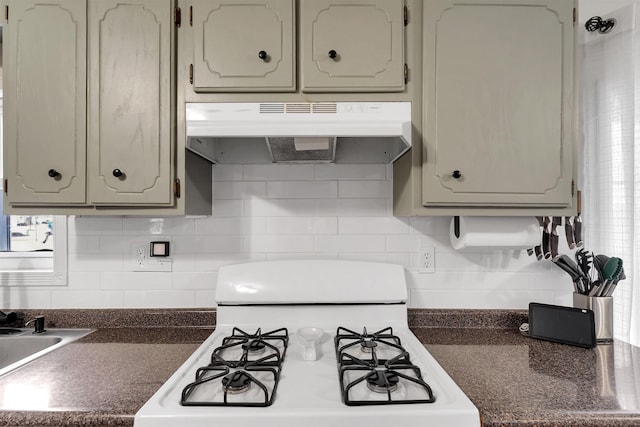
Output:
242,339,267,355
366,370,399,393
335,326,410,366
222,371,252,394
360,340,377,353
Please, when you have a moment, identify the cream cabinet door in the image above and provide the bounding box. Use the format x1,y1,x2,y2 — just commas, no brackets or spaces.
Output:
87,0,174,205
191,0,295,92
299,0,405,93
422,0,574,207
3,0,87,204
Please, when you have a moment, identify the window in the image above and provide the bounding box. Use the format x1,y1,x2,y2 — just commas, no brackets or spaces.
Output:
0,91,68,286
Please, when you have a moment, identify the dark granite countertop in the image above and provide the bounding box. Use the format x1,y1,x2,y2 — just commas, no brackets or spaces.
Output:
0,309,638,427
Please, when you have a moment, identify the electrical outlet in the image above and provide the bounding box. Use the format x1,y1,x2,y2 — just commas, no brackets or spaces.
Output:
130,240,172,272
418,247,435,274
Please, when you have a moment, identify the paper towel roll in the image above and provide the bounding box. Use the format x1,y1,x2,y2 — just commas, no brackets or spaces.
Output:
450,216,540,250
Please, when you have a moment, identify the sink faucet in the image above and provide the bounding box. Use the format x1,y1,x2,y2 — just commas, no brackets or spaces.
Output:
0,310,17,325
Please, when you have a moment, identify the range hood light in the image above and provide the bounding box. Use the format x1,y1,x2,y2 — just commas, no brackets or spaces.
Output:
294,137,331,151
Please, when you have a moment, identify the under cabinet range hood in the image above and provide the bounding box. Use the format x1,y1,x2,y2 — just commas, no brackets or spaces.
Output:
186,102,412,164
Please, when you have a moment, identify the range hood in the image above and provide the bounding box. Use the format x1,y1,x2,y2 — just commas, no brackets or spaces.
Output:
186,102,411,164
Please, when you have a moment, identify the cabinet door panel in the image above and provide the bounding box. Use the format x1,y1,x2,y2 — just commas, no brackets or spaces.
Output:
4,0,86,204
300,0,404,92
88,0,173,205
422,0,574,207
192,0,295,92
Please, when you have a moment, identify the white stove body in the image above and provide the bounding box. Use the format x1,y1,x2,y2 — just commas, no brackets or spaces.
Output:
134,260,480,427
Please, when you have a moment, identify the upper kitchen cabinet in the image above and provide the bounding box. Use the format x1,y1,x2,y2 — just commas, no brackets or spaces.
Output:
3,0,87,205
188,0,406,93
420,0,575,209
299,0,406,93
2,0,209,215
87,0,173,205
191,0,296,92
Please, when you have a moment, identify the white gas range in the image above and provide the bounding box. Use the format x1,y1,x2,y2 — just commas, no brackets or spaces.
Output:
134,260,480,427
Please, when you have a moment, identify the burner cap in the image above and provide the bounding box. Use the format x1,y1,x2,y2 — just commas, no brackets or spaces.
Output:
222,371,252,394
242,339,266,355
366,370,399,394
360,340,377,353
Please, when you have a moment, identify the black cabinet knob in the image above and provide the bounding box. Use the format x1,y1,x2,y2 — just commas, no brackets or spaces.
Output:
48,169,60,178
452,170,462,179
258,50,267,61
328,50,337,59
112,169,124,178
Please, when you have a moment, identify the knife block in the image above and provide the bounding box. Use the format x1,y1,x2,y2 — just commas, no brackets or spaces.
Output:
573,293,613,343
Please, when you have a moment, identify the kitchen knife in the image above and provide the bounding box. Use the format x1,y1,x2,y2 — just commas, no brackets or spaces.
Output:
550,217,562,261
564,216,576,249
543,217,552,260
574,215,583,248
534,217,544,260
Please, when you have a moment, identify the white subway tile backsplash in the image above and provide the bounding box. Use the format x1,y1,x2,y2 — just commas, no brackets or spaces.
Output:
245,198,316,217
266,252,338,261
71,217,123,235
409,290,485,309
124,290,195,308
338,180,391,198
212,199,244,217
267,181,337,199
315,164,386,180
195,253,267,272
266,217,337,235
195,289,217,305
338,252,411,269
339,217,409,235
51,290,123,308
172,272,218,290
244,235,315,253
408,217,451,236
101,271,172,290
213,165,243,181
5,289,53,309
68,236,100,254
122,217,196,235
244,164,315,181
214,181,267,200
56,163,568,310
315,235,386,253
173,235,243,254
68,254,124,273
196,217,267,235
315,199,387,217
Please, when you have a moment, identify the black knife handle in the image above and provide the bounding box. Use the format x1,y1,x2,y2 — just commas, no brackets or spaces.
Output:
550,233,559,261
565,216,575,249
574,216,583,248
542,217,551,259
534,245,543,261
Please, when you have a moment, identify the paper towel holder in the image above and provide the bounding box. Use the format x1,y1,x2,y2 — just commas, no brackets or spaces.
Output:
450,216,540,250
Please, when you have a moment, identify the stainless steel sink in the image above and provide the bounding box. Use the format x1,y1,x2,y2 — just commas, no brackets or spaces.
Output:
0,328,93,376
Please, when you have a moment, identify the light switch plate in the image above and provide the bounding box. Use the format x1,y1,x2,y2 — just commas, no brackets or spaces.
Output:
130,239,172,272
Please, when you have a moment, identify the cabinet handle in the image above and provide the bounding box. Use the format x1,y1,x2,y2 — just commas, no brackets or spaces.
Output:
328,50,337,60
452,170,462,179
258,50,268,61
112,169,124,178
48,169,61,178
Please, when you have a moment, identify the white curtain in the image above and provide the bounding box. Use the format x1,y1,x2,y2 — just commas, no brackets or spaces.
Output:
581,3,640,346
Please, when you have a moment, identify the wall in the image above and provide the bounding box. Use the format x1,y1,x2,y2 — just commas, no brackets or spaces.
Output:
7,164,574,309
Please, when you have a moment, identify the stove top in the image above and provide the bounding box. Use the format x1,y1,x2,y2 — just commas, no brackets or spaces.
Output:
134,260,480,427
